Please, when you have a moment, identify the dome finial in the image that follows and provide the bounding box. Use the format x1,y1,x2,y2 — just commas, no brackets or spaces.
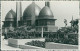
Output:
32,1,35,4
45,1,50,7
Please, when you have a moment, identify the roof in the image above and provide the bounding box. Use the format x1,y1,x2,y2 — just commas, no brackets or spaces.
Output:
38,6,54,19
23,2,41,20
5,9,16,21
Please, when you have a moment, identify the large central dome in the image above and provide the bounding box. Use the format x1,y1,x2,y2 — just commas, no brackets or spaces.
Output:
23,2,41,20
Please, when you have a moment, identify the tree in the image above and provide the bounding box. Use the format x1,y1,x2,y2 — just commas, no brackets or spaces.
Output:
57,29,61,39
70,19,79,33
64,19,67,27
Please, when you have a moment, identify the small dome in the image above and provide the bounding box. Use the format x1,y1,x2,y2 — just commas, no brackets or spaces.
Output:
38,6,54,19
23,2,41,20
5,9,16,21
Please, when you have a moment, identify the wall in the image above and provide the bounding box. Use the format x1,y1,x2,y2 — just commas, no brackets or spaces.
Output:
8,38,18,48
48,26,58,32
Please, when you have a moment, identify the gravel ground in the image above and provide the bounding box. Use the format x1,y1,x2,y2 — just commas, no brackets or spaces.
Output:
1,36,22,50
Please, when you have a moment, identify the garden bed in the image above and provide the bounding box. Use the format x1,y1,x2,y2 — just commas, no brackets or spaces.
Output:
45,38,78,45
25,40,45,48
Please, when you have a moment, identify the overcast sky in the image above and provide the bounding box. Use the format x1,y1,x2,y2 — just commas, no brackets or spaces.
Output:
1,1,79,28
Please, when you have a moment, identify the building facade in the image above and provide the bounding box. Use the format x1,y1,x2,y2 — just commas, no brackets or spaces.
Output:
2,2,58,34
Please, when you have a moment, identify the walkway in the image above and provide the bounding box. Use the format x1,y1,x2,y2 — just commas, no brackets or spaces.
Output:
1,36,22,50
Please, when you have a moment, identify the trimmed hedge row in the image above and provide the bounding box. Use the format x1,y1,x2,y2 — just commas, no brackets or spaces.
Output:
45,38,78,45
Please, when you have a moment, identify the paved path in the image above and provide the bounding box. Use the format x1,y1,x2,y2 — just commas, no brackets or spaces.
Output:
1,36,22,50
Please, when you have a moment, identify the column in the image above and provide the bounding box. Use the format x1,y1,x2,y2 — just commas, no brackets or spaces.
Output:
41,27,43,38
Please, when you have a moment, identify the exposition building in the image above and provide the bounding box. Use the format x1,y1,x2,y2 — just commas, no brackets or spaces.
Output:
2,2,58,38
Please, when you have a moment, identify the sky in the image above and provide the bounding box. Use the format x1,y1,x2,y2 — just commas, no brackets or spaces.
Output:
1,1,79,28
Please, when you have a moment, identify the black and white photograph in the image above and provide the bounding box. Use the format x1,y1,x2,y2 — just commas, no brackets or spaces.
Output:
0,1,1,51
1,1,79,50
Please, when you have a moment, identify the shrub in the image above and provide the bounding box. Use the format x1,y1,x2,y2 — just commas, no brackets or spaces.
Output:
25,40,45,48
45,38,78,45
